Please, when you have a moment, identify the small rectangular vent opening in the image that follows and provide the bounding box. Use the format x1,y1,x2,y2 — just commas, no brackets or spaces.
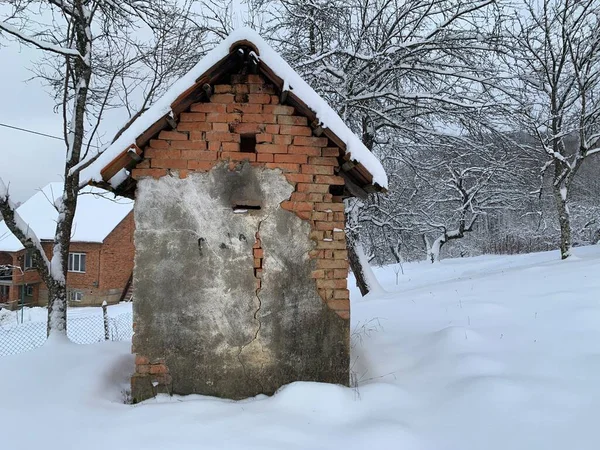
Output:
240,134,257,153
233,205,261,214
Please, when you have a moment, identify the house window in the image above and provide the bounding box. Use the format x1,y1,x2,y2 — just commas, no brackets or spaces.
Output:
24,251,33,270
26,285,33,297
69,290,83,303
68,253,87,273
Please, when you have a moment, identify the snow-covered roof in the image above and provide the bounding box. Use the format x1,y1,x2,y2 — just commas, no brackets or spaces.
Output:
0,183,133,252
76,27,388,190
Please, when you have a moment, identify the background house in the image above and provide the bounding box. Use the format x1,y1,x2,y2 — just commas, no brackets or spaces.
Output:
0,183,134,308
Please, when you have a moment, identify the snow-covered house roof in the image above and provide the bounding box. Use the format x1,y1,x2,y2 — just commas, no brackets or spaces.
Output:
77,28,387,196
0,183,133,252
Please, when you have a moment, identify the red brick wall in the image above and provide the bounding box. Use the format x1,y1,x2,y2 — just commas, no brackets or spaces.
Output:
99,212,135,291
132,73,350,319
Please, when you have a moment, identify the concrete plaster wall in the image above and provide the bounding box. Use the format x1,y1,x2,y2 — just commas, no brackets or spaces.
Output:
133,162,349,400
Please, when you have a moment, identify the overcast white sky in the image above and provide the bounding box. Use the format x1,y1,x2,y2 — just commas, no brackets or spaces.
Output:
0,43,68,203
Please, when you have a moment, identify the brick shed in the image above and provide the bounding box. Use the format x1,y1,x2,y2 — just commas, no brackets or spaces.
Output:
81,29,387,402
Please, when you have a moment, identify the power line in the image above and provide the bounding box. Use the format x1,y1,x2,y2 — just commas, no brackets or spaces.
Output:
0,122,100,148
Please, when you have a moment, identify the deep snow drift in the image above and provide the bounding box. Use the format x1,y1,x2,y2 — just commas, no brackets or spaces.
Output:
1,246,599,450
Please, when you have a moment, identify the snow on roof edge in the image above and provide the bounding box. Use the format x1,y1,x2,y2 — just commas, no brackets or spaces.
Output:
76,27,388,190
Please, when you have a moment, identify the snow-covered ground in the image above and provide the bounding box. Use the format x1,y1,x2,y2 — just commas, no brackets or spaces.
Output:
1,246,599,450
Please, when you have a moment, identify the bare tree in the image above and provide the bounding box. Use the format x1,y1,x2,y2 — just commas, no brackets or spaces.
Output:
0,0,206,336
254,0,506,292
506,0,600,259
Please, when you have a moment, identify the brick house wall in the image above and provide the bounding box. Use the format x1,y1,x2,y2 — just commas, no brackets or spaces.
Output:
130,73,352,400
2,212,134,308
132,74,350,319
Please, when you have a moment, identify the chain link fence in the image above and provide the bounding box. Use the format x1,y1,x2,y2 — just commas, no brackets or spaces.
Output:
0,311,133,357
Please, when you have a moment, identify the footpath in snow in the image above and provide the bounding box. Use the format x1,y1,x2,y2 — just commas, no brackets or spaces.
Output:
1,246,599,450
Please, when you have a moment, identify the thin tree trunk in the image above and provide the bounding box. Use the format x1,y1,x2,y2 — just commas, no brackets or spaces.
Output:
553,184,572,260
347,238,370,296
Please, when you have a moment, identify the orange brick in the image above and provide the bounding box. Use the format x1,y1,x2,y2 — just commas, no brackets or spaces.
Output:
285,173,313,183
263,105,294,115
291,193,309,201
190,102,227,113
206,112,241,123
265,125,280,134
223,151,256,162
256,133,272,143
170,141,207,150
136,159,150,168
316,202,345,211
270,95,280,104
288,145,321,156
205,132,240,142
334,250,348,259
315,175,345,185
248,84,275,94
296,210,311,220
180,151,216,160
159,130,188,141
294,136,328,146
214,84,233,93
311,269,325,279
188,161,215,171
274,154,307,164
297,183,330,193
248,93,271,104
333,289,350,299
210,93,235,103
307,193,324,202
247,74,264,84
336,310,350,319
227,103,262,114
178,121,212,132
278,115,308,126
231,122,264,135
265,163,299,172
328,299,349,310
316,221,345,231
212,123,229,132
316,240,346,250
257,153,274,162
180,112,207,122
301,165,334,175
150,364,169,374
145,148,181,159
279,125,312,136
317,259,349,269
222,142,240,152
308,156,338,166
135,355,149,365
322,147,340,157
152,159,187,169
232,84,249,94
148,139,169,149
254,248,264,258
312,211,328,221
136,364,151,374
333,269,348,279
208,141,221,151
256,144,288,154
273,135,292,145
242,113,277,124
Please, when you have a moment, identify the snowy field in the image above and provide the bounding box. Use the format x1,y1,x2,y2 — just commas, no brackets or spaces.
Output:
1,246,599,450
